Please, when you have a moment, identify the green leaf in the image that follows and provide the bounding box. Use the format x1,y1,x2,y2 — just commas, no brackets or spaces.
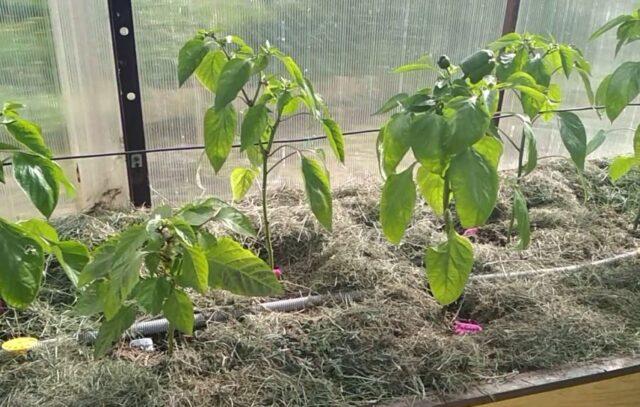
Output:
240,104,269,151
416,166,445,216
449,149,499,228
425,230,474,305
178,244,209,293
578,69,596,108
78,240,117,287
522,121,538,175
133,277,171,315
0,164,4,183
0,141,22,151
444,97,491,155
17,218,58,248
605,62,640,122
12,152,60,218
382,113,412,175
163,288,194,335
558,112,587,171
373,93,408,115
586,130,607,156
204,104,237,173
472,135,503,170
0,219,45,308
595,74,611,107
496,48,528,82
195,50,226,92
558,45,575,78
512,188,530,250
300,155,333,231
380,165,416,244
590,14,631,40
213,205,257,237
215,58,252,110
321,118,345,164
393,54,436,73
205,237,282,296
4,116,51,157
230,167,258,201
609,155,638,181
410,113,448,174
51,240,90,287
74,282,104,316
94,305,136,357
178,38,209,87
524,54,551,87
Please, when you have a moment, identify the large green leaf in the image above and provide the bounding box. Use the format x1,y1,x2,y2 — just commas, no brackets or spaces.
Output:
522,121,538,175
215,58,252,110
178,38,209,87
410,113,448,174
94,305,136,357
590,14,632,40
321,118,345,164
178,243,209,293
78,240,117,287
230,167,258,201
205,237,282,296
380,165,416,244
512,188,530,250
595,74,611,107
443,97,490,155
609,155,638,181
0,219,45,308
382,113,412,175
472,135,503,170
50,240,90,287
240,104,269,151
416,165,444,216
558,112,587,171
586,129,607,156
133,277,171,315
393,54,436,73
4,116,51,157
301,155,332,231
12,152,60,218
425,230,474,305
195,50,226,92
448,149,498,228
373,93,408,115
558,45,575,78
164,288,194,335
605,62,640,122
213,206,257,237
204,104,237,173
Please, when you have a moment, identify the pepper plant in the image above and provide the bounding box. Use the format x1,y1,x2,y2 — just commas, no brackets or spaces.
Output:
589,7,640,228
376,33,594,305
0,102,89,308
177,31,344,269
76,197,282,356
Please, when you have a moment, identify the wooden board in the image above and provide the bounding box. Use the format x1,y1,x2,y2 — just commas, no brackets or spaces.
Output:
483,372,640,407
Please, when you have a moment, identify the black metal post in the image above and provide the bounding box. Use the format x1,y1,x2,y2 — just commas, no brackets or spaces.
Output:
494,0,522,125
107,0,151,207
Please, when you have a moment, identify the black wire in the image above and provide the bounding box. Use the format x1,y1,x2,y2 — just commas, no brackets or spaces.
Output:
2,103,639,167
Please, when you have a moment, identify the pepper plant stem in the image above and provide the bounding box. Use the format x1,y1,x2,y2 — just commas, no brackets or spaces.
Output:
261,151,275,269
507,130,527,243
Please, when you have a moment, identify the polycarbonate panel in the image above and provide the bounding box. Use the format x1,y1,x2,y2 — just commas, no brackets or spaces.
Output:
0,0,68,217
132,0,507,204
0,0,126,218
499,0,639,168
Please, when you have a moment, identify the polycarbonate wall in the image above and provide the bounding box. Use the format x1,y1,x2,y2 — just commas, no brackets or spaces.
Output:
1,1,638,216
0,0,126,218
500,0,639,166
132,0,508,205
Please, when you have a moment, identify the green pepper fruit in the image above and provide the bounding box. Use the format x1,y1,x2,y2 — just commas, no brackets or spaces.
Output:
437,55,451,69
460,49,496,84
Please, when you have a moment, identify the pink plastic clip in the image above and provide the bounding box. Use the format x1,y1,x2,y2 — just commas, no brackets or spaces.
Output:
462,228,479,237
273,266,282,279
453,319,483,335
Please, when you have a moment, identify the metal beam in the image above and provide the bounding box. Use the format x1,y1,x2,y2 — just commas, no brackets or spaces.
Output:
494,0,522,125
107,0,151,207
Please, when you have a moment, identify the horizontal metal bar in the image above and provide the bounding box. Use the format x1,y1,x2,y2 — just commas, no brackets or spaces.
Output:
2,103,639,167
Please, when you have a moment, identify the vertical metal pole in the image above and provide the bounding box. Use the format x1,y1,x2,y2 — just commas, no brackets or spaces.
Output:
107,0,151,207
494,0,522,125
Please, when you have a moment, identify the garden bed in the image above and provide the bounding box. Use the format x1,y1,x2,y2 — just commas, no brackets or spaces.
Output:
1,159,640,406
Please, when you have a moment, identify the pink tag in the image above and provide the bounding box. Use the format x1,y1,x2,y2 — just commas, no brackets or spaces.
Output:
453,319,483,335
462,228,479,237
273,266,282,279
